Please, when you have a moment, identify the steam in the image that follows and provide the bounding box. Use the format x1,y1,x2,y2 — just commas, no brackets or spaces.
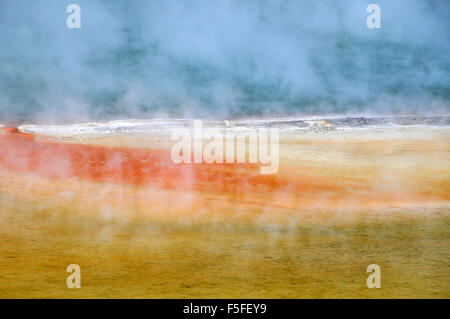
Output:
0,0,449,123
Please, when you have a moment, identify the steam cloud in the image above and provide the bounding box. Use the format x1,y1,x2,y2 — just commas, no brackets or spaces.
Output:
0,0,449,123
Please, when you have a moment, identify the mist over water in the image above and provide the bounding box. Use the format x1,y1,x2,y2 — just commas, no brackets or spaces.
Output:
0,0,449,124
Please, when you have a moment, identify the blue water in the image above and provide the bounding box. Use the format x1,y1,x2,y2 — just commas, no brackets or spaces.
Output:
0,0,449,123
